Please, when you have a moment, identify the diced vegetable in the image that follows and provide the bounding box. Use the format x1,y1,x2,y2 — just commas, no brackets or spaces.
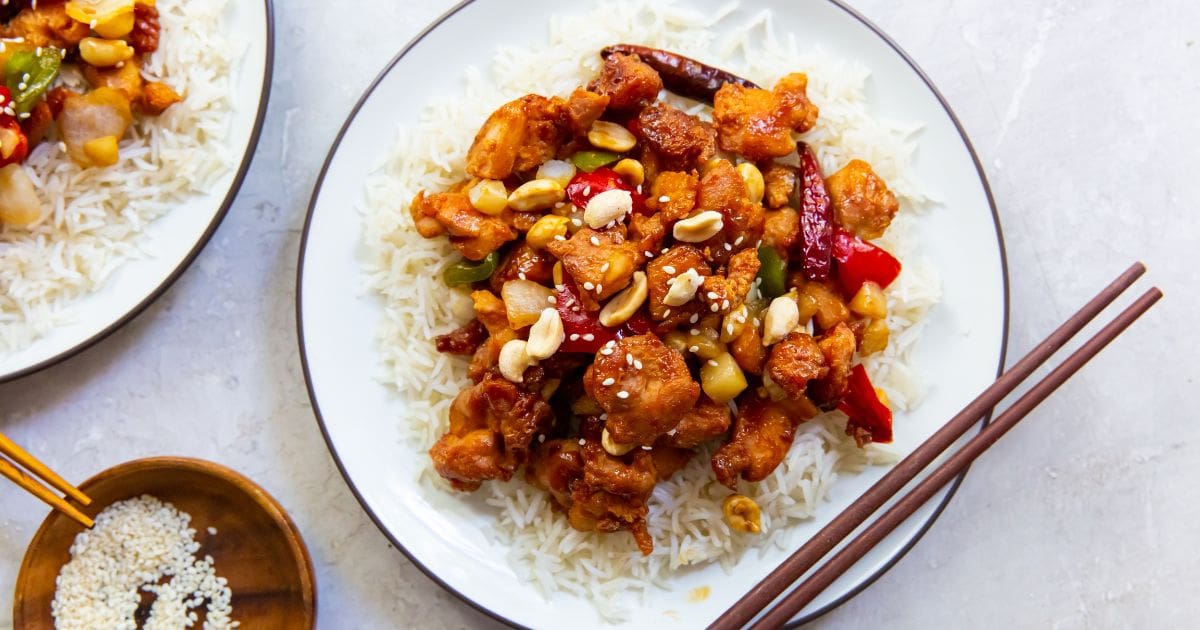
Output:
536,159,576,187
663,330,725,360
442,251,500,287
755,246,787,299
701,352,748,403
5,48,62,115
569,150,620,173
795,144,834,282
502,279,557,328
838,364,893,444
859,319,890,356
554,281,651,353
79,38,135,68
848,281,887,319
66,0,136,39
0,163,42,226
82,135,120,167
831,228,901,299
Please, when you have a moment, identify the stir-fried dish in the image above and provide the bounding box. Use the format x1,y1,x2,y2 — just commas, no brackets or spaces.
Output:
413,46,904,554
0,0,178,227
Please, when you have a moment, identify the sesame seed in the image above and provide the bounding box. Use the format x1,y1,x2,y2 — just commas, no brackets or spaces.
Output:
663,265,676,274
641,445,653,451
554,234,567,241
538,434,546,443
602,377,616,386
570,333,581,341
661,247,670,254
626,353,634,365
583,186,592,196
753,318,762,327
600,348,614,355
689,345,700,353
595,284,603,294
706,292,718,300
637,185,643,194
579,438,587,445
617,391,630,399
708,359,719,367
734,236,745,246
690,328,700,336
583,281,595,290
724,243,733,251
555,202,565,208
644,250,654,258
600,413,608,420
659,195,671,203
547,296,557,304
711,303,720,312
518,272,527,280
662,308,671,317
722,299,730,310
600,262,610,273
689,314,699,324
667,428,678,436
582,333,595,341
633,359,643,370
727,323,734,334
590,236,601,247
572,218,583,226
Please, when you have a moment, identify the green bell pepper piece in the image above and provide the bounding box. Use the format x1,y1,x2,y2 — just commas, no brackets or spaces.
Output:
443,251,501,287
5,48,61,115
570,150,620,173
756,246,787,299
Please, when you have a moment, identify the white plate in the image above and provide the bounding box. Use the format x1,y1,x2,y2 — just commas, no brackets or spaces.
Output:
298,0,1009,627
0,1,274,383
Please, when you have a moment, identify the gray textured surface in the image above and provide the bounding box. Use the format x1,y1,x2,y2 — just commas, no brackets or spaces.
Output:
2,0,1197,627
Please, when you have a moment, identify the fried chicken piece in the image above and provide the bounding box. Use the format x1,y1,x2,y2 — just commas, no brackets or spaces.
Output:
584,333,700,445
565,88,609,135
588,52,663,112
797,280,851,331
762,162,797,209
645,170,699,224
826,159,899,239
766,330,828,401
0,2,88,49
695,161,764,265
470,290,509,334
139,82,182,115
650,446,695,481
467,328,517,383
634,102,716,171
526,438,584,507
489,243,556,293
762,208,800,252
431,374,554,491
435,319,488,355
808,322,857,409
645,245,711,325
713,73,819,161
410,191,516,261
83,59,144,103
628,212,666,257
465,94,568,180
546,227,639,310
712,395,814,488
656,396,731,449
697,159,746,211
700,247,760,313
572,443,658,554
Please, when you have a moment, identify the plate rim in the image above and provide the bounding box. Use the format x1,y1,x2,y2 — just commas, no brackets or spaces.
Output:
0,0,278,386
295,0,1012,627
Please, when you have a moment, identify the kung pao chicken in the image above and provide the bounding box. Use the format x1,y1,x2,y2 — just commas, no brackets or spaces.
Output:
414,46,903,554
0,0,179,227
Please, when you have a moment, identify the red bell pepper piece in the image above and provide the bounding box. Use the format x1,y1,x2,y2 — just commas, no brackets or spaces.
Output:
565,167,646,215
555,280,651,353
831,228,901,299
795,143,833,282
838,364,893,445
0,87,28,167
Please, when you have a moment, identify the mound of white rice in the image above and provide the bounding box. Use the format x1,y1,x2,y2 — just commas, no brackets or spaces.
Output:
0,0,238,352
361,0,941,621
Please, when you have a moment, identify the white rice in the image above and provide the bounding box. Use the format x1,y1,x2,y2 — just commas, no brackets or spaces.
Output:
361,0,941,621
0,0,238,352
51,495,237,629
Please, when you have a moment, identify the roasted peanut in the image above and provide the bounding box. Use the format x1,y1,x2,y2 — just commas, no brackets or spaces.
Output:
587,120,637,153
526,214,571,250
498,339,533,383
599,271,647,327
507,178,565,212
672,210,724,243
583,188,632,228
762,295,799,346
526,308,565,360
722,494,762,533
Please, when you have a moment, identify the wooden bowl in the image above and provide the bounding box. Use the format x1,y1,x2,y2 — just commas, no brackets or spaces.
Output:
13,457,316,628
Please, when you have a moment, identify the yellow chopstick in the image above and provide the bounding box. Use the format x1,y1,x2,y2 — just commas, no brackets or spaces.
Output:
0,431,92,506
0,456,93,528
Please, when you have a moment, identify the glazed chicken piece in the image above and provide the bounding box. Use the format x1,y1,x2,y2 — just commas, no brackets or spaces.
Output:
628,213,666,256
650,446,696,481
646,170,699,224
465,94,568,180
712,395,813,488
410,191,516,261
525,438,584,507
656,396,731,449
634,102,716,171
826,159,899,239
467,290,516,381
645,245,711,326
729,323,767,375
796,280,851,331
431,373,554,491
588,52,663,112
697,159,746,211
808,322,857,409
762,162,797,209
765,331,828,400
470,290,509,334
0,2,89,49
139,82,182,115
700,247,760,313
762,208,800,252
435,319,488,356
584,333,700,445
565,88,610,135
489,243,556,293
83,60,144,103
546,227,639,310
713,73,819,161
695,161,765,265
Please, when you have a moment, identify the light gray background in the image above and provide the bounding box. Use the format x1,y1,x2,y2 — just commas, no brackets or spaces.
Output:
2,0,1197,627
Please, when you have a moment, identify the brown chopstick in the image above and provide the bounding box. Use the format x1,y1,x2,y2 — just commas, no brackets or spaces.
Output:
0,431,92,506
0,456,94,529
750,286,1161,628
710,262,1148,630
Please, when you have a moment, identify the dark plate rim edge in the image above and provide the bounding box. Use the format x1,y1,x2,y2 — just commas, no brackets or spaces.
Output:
294,0,1012,627
0,0,278,386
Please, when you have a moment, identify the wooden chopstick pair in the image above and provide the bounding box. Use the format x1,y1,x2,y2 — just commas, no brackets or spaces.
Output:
712,262,1161,629
0,431,94,528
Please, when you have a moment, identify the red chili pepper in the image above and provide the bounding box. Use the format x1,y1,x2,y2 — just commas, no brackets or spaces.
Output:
555,281,651,353
795,144,833,282
0,87,28,167
565,167,646,215
838,364,893,444
831,228,901,299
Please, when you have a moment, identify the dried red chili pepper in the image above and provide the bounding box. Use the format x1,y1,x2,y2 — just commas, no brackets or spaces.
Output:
794,143,833,282
839,364,893,445
555,281,651,353
601,44,759,103
831,228,901,299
